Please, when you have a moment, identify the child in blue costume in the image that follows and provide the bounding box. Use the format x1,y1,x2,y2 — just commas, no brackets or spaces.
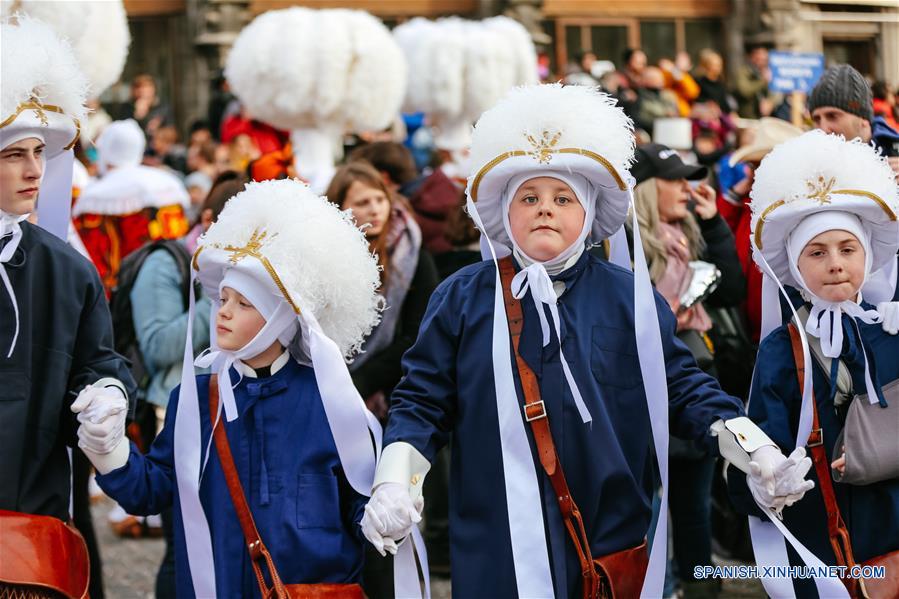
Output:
728,130,899,598
74,180,384,598
360,84,817,598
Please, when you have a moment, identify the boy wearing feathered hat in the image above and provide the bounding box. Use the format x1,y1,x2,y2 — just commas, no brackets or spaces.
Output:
728,130,899,598
0,16,135,595
361,84,815,598
75,179,383,598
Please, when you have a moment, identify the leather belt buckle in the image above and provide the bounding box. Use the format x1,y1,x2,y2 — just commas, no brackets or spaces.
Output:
524,400,547,422
807,428,824,447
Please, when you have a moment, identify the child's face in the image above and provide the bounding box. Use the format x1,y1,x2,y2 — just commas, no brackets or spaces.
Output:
216,287,267,351
342,180,391,238
797,230,866,303
508,177,586,262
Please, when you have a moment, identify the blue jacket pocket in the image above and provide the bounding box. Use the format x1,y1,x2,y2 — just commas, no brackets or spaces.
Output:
296,473,341,529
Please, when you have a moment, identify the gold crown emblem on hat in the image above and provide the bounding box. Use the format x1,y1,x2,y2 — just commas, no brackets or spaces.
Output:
220,228,277,264
805,174,836,205
524,129,561,164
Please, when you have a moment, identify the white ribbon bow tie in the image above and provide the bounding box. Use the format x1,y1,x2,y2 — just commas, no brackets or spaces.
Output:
511,263,592,424
806,301,881,359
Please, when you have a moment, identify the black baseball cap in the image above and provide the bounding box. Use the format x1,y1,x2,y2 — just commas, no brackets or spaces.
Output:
630,143,708,185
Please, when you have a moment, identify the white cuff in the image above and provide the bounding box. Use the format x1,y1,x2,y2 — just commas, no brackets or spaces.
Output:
373,442,432,501
86,439,131,475
93,377,128,401
713,417,777,474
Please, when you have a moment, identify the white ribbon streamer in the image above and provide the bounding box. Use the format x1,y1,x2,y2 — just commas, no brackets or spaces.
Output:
747,247,852,599
511,263,592,424
394,525,431,599
467,195,556,598
0,214,25,358
36,150,74,240
173,268,217,598
629,197,670,599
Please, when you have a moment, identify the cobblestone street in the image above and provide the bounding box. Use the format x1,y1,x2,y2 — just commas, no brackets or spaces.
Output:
92,497,763,599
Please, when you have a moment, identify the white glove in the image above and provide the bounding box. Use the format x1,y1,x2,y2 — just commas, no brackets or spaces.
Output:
361,482,424,556
71,383,129,473
747,446,815,518
877,301,899,335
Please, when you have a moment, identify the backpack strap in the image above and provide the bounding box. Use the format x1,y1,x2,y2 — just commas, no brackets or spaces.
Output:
209,375,288,599
157,240,193,309
497,256,602,598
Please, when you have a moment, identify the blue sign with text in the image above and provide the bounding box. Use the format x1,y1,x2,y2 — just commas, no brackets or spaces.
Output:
769,51,825,93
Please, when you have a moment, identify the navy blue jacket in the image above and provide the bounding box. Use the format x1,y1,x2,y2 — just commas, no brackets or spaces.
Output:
96,358,367,598
729,310,899,598
383,252,743,597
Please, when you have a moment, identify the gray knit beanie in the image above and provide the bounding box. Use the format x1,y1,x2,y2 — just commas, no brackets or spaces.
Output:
808,64,873,122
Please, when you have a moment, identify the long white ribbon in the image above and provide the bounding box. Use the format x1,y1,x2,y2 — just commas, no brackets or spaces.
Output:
36,150,74,240
0,215,25,358
747,249,851,599
511,264,592,424
628,198,670,599
173,268,218,598
467,196,556,598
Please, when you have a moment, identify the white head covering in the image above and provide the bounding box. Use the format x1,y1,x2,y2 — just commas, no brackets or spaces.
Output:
174,179,383,597
95,119,145,173
464,83,672,598
1,16,88,357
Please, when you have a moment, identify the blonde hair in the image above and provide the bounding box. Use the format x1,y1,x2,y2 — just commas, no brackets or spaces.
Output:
632,178,705,282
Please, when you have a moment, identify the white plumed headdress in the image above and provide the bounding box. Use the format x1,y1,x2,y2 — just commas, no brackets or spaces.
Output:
751,129,898,290
174,179,383,598
466,83,635,253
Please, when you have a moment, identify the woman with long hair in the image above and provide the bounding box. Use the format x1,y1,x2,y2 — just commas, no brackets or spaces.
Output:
326,161,439,420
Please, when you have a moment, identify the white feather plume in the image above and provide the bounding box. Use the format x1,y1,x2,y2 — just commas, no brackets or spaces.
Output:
393,16,538,130
1,15,88,124
339,9,407,132
226,7,405,134
750,130,898,221
469,83,635,178
2,1,130,98
199,179,382,358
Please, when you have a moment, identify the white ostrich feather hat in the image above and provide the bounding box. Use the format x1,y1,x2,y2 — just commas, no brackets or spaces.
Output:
466,83,635,250
0,15,88,155
750,129,899,288
2,0,130,99
194,178,382,359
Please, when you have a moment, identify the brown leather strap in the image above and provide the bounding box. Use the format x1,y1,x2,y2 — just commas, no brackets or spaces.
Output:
498,257,602,598
210,375,289,599
786,326,859,575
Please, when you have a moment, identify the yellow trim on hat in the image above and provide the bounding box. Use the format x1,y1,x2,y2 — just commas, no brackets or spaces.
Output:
753,190,897,250
0,101,81,150
469,147,628,202
192,230,302,315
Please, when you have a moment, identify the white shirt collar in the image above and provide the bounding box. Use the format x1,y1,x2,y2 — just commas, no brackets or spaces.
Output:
237,350,291,378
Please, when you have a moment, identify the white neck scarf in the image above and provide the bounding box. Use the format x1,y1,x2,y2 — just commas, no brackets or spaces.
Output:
1,211,29,357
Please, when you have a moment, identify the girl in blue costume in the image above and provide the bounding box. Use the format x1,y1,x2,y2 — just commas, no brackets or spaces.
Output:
360,84,816,598
74,179,384,598
728,130,899,598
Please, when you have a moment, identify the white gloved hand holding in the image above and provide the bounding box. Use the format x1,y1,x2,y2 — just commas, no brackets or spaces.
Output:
877,301,899,335
361,482,424,556
747,445,814,518
71,383,129,474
